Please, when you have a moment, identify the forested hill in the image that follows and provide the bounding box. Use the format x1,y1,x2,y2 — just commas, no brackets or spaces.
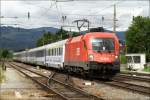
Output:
0,26,59,51
0,26,125,51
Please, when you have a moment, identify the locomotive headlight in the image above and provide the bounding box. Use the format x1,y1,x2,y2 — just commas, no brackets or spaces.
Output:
115,56,118,59
114,55,120,65
88,54,94,61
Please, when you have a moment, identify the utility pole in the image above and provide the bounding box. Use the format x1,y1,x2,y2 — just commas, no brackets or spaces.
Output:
101,16,104,27
61,16,66,39
113,4,116,33
149,0,150,17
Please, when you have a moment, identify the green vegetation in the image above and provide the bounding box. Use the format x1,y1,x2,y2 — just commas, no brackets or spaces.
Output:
120,54,126,64
36,32,55,47
0,65,6,83
126,16,150,62
0,49,13,60
36,28,80,47
143,66,150,72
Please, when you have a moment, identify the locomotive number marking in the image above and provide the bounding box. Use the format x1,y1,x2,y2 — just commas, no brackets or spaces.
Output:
76,48,80,56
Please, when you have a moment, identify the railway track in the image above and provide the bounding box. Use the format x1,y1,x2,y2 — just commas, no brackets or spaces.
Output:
9,62,150,97
102,78,150,96
121,71,150,77
115,74,150,83
8,62,101,100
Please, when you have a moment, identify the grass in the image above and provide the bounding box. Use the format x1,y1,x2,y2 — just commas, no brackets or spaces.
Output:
143,66,150,72
120,54,126,64
0,65,6,83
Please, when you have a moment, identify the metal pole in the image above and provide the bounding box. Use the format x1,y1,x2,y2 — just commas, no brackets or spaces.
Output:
113,4,116,33
149,0,150,17
61,16,66,40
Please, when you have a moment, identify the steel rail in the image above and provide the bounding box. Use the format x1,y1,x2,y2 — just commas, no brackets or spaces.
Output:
9,62,101,100
102,79,150,96
121,71,150,77
7,63,65,99
115,74,150,83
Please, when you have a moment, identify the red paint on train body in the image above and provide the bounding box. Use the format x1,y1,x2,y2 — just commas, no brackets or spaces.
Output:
64,32,120,77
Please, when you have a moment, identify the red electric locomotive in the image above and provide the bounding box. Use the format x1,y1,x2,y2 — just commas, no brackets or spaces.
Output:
64,32,120,78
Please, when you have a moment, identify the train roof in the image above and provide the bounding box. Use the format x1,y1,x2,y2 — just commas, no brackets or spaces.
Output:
14,32,116,54
13,51,26,55
85,32,117,37
27,39,67,52
45,39,67,48
67,32,117,43
14,39,68,54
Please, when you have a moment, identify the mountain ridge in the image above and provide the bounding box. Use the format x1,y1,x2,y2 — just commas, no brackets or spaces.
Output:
0,26,125,51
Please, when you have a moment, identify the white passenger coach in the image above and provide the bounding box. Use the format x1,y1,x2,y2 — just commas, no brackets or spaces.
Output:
13,39,67,69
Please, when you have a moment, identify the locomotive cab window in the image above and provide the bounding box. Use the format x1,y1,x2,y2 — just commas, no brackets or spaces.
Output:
92,38,114,53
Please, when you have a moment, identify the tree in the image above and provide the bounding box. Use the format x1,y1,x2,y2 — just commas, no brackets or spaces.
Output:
55,27,69,40
36,32,54,46
0,49,12,69
36,28,81,47
126,16,150,62
0,49,12,60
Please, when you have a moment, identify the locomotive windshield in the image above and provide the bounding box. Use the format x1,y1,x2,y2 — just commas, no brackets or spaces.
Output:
92,38,114,53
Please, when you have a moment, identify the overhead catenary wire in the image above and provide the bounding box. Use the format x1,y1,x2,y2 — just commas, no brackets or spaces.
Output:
1,0,148,30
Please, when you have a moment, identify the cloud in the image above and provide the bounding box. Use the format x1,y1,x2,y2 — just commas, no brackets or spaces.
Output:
1,0,149,31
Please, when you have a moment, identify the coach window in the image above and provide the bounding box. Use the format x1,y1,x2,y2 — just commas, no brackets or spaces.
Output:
59,48,61,55
57,48,59,56
53,48,55,56
53,49,55,56
57,48,59,55
53,49,54,56
40,50,43,57
49,49,51,56
60,48,62,55
59,48,60,55
50,49,51,56
30,53,32,57
55,48,56,56
53,48,54,56
48,49,50,56
56,48,58,56
55,48,57,56
51,49,52,56
54,48,56,56
52,49,53,56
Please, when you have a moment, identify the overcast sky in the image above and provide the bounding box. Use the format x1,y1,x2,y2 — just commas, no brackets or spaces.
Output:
1,0,149,31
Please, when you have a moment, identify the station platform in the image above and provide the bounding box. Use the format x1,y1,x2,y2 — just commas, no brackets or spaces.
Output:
0,66,58,100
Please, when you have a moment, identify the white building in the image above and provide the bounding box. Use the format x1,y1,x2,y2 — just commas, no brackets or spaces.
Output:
126,53,146,71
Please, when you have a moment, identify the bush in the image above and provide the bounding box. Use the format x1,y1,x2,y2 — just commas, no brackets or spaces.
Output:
120,54,126,64
126,16,150,62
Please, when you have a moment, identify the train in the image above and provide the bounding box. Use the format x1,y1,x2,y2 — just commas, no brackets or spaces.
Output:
13,32,120,79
